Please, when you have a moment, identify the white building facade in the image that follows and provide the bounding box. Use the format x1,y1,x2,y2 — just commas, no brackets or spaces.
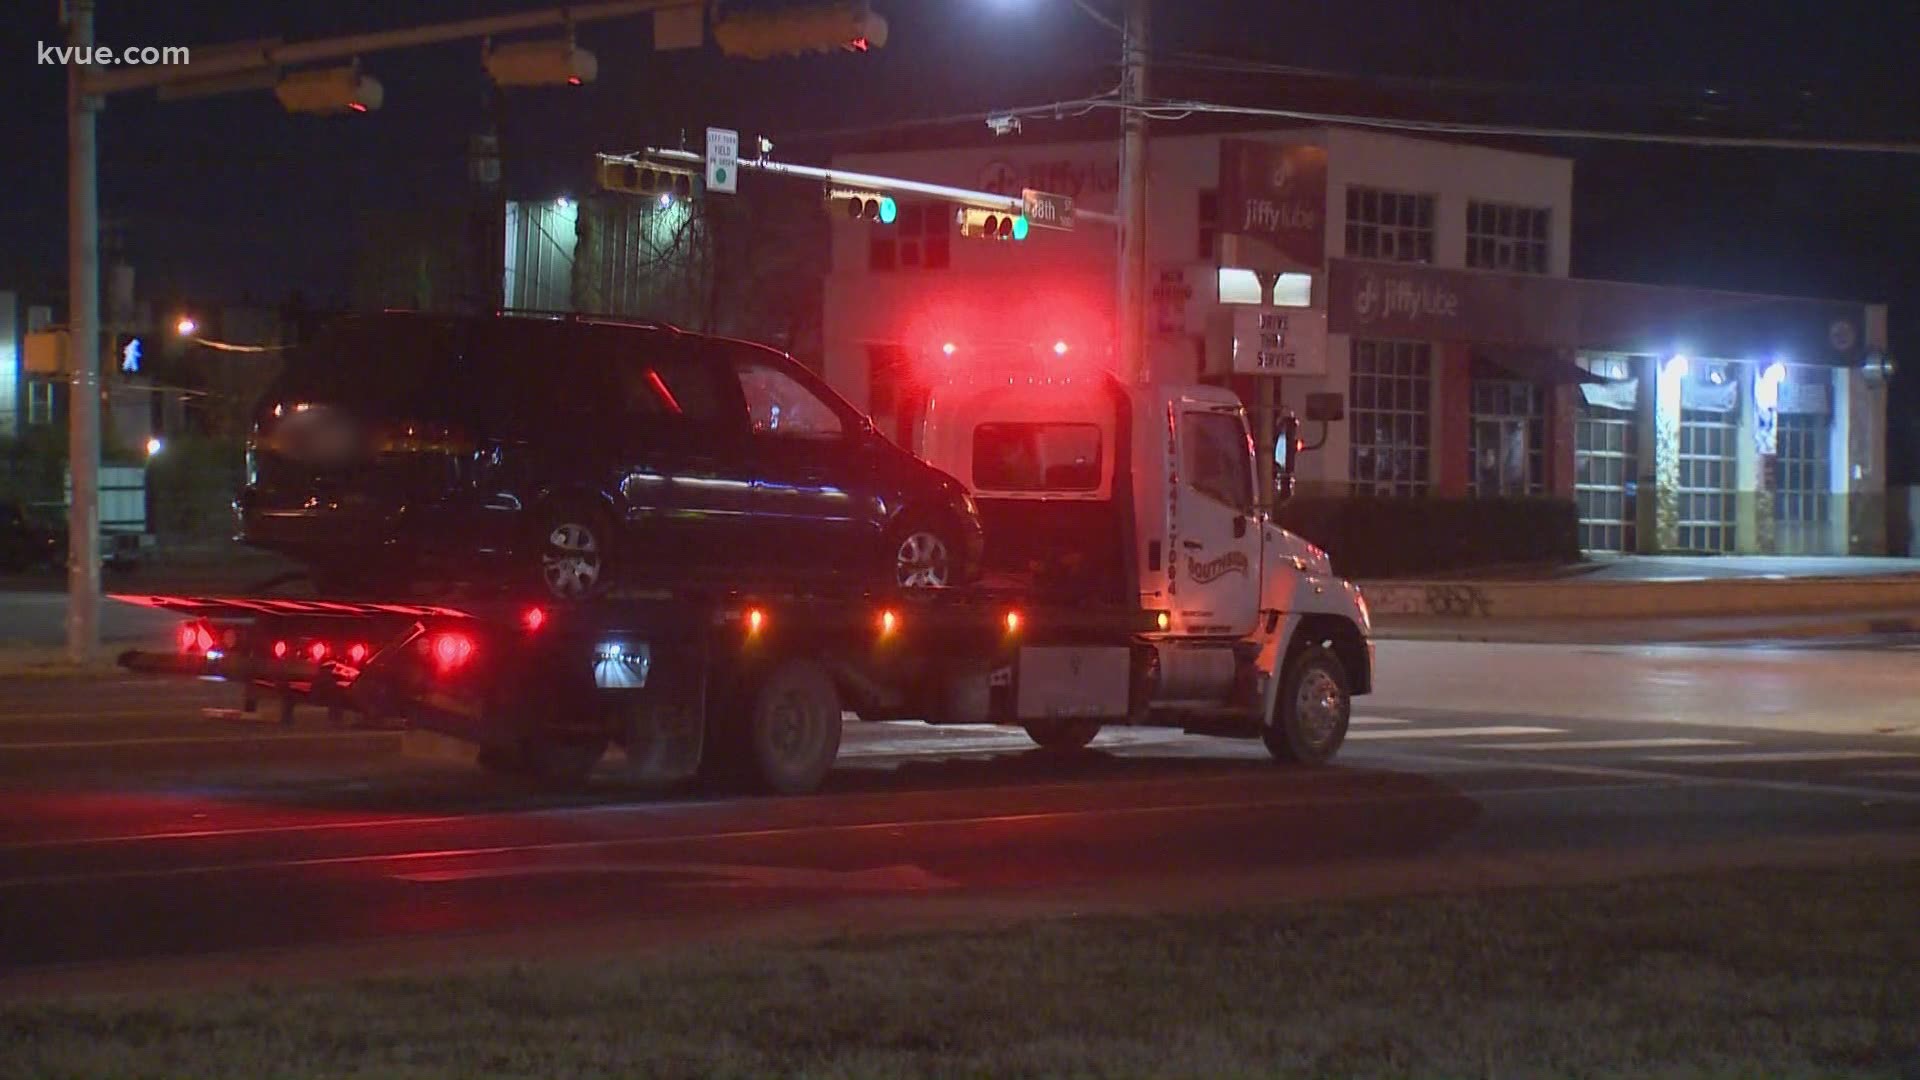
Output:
822,127,1892,555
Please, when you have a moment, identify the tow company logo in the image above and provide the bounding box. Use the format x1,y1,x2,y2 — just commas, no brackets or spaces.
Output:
1187,550,1249,584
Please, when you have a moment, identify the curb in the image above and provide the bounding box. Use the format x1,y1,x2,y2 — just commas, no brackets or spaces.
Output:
1360,576,1920,621
0,730,403,777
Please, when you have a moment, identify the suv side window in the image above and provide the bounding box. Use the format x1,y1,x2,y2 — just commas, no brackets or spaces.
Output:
576,327,743,438
735,358,846,439
637,351,733,427
1185,411,1253,513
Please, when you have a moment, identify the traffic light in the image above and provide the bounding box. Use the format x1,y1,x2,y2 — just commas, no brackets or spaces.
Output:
274,66,383,114
833,188,896,224
959,207,1028,241
484,38,598,87
715,1,889,60
596,154,698,201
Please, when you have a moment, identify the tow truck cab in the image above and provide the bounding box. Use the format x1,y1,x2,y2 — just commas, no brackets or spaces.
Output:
917,358,1372,751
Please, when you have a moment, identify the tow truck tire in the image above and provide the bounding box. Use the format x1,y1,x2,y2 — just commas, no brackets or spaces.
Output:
744,659,842,795
1265,645,1350,766
1022,717,1102,752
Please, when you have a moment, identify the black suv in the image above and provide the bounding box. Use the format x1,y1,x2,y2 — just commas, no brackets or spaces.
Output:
236,312,984,600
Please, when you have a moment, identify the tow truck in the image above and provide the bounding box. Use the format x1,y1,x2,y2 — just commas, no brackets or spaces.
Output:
116,343,1371,795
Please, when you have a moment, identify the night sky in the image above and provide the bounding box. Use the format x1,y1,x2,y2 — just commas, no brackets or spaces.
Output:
3,1,1916,473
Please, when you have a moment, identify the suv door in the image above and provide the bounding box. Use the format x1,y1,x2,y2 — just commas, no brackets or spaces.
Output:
728,347,866,578
590,328,758,581
1172,406,1263,637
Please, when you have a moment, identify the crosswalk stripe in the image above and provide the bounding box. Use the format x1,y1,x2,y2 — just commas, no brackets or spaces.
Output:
1347,725,1561,742
1469,737,1742,752
1641,750,1920,765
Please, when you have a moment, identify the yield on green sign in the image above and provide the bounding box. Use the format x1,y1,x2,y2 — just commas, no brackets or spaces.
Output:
706,127,739,194
1021,188,1074,230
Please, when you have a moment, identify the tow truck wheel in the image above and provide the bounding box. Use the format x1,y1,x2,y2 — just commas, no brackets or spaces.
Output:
1022,717,1102,752
744,659,842,795
1265,645,1350,766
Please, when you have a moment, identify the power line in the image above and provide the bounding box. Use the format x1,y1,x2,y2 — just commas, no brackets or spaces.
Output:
1123,96,1920,155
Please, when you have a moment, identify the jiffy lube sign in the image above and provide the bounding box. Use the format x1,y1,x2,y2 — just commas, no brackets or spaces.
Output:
1218,139,1328,268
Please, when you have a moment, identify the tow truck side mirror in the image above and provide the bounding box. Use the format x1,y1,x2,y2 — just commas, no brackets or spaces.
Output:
1273,413,1302,503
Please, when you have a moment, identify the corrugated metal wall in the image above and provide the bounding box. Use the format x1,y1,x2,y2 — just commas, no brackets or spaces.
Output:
503,200,579,313
573,195,712,326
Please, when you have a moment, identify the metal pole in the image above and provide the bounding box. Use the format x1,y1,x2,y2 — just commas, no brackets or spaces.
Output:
632,149,1120,225
66,0,101,663
1117,0,1149,384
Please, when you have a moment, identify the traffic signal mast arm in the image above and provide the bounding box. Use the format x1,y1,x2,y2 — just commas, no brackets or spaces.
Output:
619,147,1118,227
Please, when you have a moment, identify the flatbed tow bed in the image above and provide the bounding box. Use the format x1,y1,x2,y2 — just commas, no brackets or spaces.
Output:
114,587,1162,794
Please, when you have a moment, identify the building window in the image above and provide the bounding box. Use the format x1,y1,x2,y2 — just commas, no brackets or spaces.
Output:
1344,186,1434,263
870,200,950,273
1774,412,1830,553
1468,379,1544,496
1198,189,1218,260
27,380,55,426
1575,411,1636,552
1349,340,1432,496
1677,407,1737,553
1467,201,1551,274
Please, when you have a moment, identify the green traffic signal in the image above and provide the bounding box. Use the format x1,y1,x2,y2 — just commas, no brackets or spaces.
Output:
1011,214,1029,240
878,196,897,225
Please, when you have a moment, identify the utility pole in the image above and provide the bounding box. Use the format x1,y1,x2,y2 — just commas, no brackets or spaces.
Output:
1116,0,1149,384
65,0,102,663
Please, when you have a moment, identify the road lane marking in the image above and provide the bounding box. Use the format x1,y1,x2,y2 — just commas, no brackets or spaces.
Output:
1347,726,1561,741
392,860,957,891
1372,748,1920,807
1641,750,1920,765
0,732,392,752
1857,769,1920,781
0,780,1662,890
1348,716,1412,726
1469,737,1742,752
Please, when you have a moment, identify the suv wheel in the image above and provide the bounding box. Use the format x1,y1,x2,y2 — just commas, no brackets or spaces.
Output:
536,503,614,602
890,518,959,589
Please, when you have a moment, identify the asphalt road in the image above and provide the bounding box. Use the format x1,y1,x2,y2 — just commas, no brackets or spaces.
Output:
1,637,1916,985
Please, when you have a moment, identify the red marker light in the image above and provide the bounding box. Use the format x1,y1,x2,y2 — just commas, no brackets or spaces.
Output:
1052,340,1070,357
878,609,898,636
941,341,957,357
1004,610,1023,634
272,639,289,659
346,643,370,664
522,605,548,632
307,641,330,663
746,608,766,635
348,101,369,113
429,632,476,673
566,75,583,86
178,622,215,654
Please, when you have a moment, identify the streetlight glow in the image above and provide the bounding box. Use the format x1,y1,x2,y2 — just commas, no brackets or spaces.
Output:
175,316,198,337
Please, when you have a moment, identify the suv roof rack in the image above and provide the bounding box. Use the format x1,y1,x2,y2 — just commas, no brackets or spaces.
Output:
495,307,683,333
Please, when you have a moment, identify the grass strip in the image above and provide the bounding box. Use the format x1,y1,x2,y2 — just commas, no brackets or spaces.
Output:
8,860,1918,1078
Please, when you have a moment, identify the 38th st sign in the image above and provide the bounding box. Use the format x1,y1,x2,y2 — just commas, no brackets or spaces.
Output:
1021,188,1075,231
